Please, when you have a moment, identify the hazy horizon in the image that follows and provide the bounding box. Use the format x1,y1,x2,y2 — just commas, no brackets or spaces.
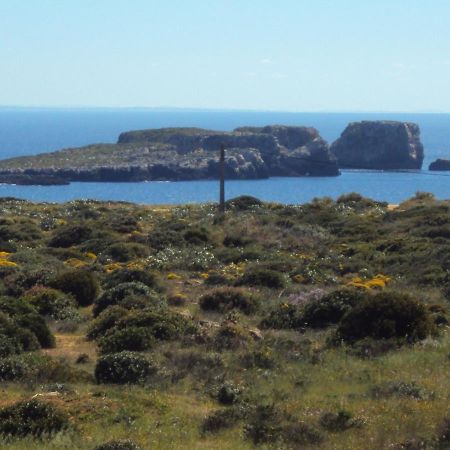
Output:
2,1,450,112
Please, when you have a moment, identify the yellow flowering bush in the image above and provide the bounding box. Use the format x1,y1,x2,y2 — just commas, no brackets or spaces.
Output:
347,274,391,290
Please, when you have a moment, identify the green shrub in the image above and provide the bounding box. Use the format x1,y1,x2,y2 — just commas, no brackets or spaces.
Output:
103,242,149,263
49,269,99,307
93,282,164,317
97,326,155,354
213,322,252,351
437,418,450,447
370,381,432,400
48,224,92,248
202,407,243,434
260,303,302,329
217,382,243,405
301,288,363,328
225,195,263,210
0,399,69,437
244,404,284,445
183,226,210,245
319,410,360,432
95,440,141,450
199,287,259,314
87,306,129,340
336,292,435,343
16,313,55,348
23,286,79,321
282,422,324,446
0,355,30,381
103,268,162,291
237,268,286,289
113,309,192,341
95,351,157,384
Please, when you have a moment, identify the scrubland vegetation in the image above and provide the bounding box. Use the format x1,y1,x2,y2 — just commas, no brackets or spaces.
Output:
0,191,448,449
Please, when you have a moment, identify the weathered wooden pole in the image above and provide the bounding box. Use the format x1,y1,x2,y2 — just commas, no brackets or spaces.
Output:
219,143,225,213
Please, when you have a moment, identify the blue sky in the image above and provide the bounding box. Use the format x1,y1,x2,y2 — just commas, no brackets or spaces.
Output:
1,0,450,111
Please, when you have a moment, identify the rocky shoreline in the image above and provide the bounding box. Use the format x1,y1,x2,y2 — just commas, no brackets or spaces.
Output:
0,121,427,185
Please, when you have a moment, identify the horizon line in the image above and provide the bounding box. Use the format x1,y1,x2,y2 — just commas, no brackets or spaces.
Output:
1,105,450,114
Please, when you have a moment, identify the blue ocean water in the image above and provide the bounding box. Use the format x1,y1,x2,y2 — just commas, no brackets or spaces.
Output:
0,108,449,204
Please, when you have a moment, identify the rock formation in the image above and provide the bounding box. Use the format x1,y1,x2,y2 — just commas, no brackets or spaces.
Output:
429,158,450,171
330,121,424,170
0,126,339,183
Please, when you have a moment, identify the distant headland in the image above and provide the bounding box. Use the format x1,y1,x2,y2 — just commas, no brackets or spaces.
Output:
0,121,425,185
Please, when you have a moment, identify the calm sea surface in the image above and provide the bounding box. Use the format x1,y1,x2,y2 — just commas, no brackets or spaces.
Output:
0,109,449,204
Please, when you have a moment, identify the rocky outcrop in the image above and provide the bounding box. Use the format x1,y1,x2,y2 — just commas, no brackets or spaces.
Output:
429,158,450,171
331,121,424,170
0,126,339,183
0,173,69,185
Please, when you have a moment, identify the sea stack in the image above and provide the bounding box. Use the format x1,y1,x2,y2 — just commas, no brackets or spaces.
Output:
429,158,450,171
331,121,424,170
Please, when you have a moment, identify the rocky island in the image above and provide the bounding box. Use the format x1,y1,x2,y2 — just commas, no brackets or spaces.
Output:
0,125,340,184
331,121,424,170
429,158,450,171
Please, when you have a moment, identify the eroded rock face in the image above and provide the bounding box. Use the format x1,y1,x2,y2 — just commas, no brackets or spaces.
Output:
429,159,450,171
0,125,339,183
331,121,424,170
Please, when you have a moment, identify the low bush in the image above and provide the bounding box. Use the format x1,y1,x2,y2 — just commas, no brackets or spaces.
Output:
336,292,435,343
244,404,284,445
87,306,129,340
301,288,363,328
236,268,286,289
103,242,149,263
225,195,263,210
103,268,162,291
95,440,141,450
22,286,79,321
48,224,93,248
93,282,164,317
282,422,324,446
49,269,99,307
216,381,243,405
213,322,253,351
437,418,450,447
0,399,69,437
95,351,157,384
260,303,302,329
370,381,432,400
319,410,360,432
113,309,192,341
183,226,210,245
0,355,30,381
202,407,244,434
199,287,259,314
97,326,155,354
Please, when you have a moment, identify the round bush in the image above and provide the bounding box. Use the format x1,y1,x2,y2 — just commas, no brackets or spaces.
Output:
237,268,286,289
199,287,259,314
93,282,165,317
300,288,364,328
95,351,157,384
103,242,149,263
50,269,99,307
16,313,55,348
0,399,69,437
23,286,78,321
103,268,161,291
87,305,129,340
225,195,263,210
48,224,92,248
337,292,435,343
97,327,155,354
0,356,30,381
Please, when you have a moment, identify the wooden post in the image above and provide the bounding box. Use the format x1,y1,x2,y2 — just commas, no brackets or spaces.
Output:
219,144,225,213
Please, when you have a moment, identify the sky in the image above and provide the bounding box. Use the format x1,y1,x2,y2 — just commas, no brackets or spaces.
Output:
1,0,450,112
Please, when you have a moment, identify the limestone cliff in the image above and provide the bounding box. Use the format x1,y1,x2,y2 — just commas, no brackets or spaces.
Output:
330,121,424,170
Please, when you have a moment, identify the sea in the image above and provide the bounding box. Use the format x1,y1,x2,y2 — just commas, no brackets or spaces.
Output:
0,108,449,205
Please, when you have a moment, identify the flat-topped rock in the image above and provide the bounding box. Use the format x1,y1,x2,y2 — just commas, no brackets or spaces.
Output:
331,121,424,170
429,158,450,171
0,125,339,183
